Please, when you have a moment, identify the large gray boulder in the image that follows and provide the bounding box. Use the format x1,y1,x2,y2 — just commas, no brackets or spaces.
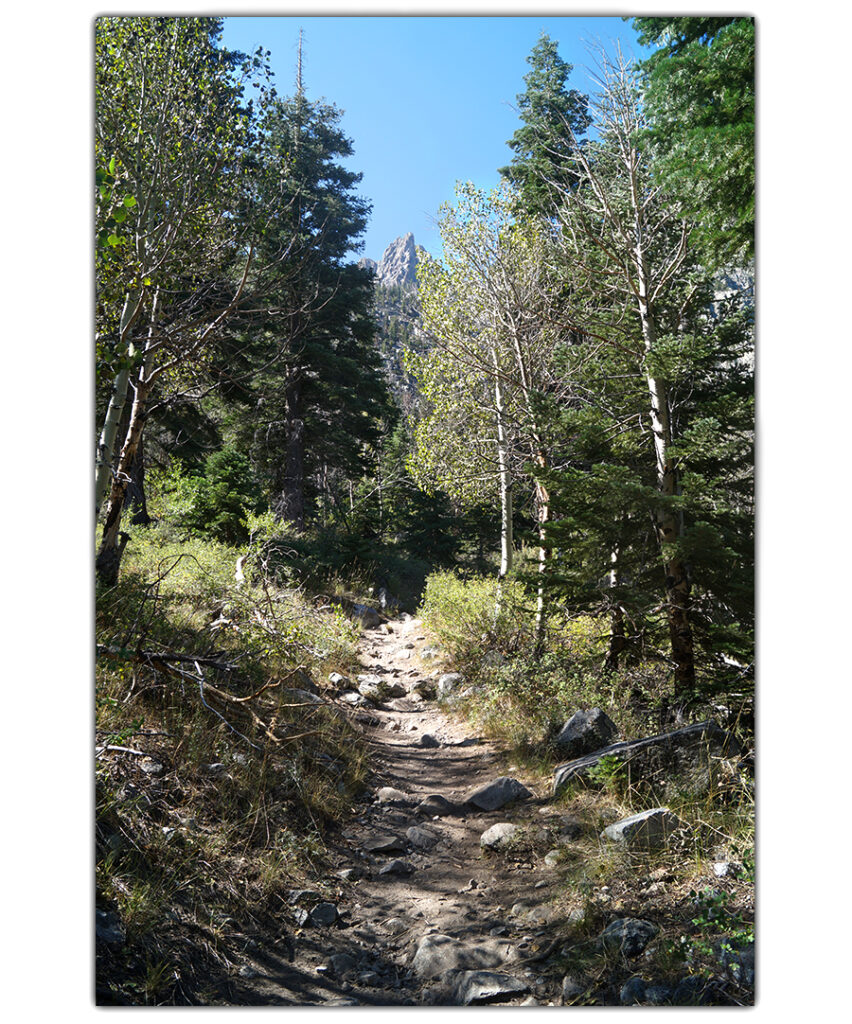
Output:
467,776,532,811
601,808,685,850
553,720,741,798
553,708,619,759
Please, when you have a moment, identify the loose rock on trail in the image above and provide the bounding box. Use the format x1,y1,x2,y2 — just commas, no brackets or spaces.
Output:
233,614,566,1006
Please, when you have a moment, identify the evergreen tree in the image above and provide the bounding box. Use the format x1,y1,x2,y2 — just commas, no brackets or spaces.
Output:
631,17,755,264
218,87,393,532
500,32,592,217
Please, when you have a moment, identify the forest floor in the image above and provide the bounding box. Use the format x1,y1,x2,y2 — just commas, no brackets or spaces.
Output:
233,614,567,1006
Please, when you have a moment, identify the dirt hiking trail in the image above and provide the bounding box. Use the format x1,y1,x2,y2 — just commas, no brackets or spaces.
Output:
237,614,572,1006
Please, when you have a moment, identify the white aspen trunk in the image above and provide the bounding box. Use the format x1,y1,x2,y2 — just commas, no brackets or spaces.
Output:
533,471,550,649
634,232,695,695
604,545,627,672
492,352,513,620
95,292,161,586
95,288,144,513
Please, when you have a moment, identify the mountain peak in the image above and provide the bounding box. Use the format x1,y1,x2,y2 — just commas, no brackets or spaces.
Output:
376,233,418,287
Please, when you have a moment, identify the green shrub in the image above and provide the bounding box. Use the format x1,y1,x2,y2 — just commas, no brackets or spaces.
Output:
419,569,531,666
181,447,262,545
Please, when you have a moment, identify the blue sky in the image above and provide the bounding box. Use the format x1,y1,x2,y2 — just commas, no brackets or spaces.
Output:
221,16,652,262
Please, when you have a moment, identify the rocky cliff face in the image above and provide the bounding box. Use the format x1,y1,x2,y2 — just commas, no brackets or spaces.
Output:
375,233,418,288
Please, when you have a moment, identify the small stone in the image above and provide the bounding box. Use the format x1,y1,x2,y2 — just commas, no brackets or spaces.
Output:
480,822,520,850
544,849,562,867
329,952,356,975
340,691,370,706
600,918,659,957
384,917,408,935
553,708,619,759
329,671,350,688
453,970,530,1005
95,909,125,947
288,888,323,905
673,975,711,1005
379,858,415,876
645,984,673,1005
466,776,532,811
561,975,586,1003
713,860,743,878
337,867,363,882
418,733,440,748
352,604,381,628
437,672,463,696
416,794,458,816
376,787,415,806
362,833,407,854
357,971,380,986
406,825,439,850
308,902,339,927
620,976,647,1005
238,965,258,979
601,808,685,851
140,759,164,775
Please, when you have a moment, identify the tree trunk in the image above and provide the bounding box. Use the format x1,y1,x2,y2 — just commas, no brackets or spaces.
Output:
637,279,695,695
95,288,144,514
604,547,627,673
96,292,160,586
125,429,150,526
533,469,551,651
492,348,513,619
96,379,151,586
273,377,305,530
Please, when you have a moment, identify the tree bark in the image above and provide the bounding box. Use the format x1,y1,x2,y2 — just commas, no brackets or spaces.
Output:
125,428,150,526
95,288,144,514
636,273,695,695
273,376,305,530
533,468,551,651
493,355,513,619
604,546,627,673
96,379,151,586
96,291,160,587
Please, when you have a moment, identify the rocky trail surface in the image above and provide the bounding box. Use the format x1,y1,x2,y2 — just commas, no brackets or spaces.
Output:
235,615,572,1006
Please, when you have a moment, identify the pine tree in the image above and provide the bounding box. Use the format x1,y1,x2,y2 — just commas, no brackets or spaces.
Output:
631,17,755,264
217,85,392,532
500,32,592,217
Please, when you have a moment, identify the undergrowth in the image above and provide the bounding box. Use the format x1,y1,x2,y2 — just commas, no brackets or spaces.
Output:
95,522,369,1004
